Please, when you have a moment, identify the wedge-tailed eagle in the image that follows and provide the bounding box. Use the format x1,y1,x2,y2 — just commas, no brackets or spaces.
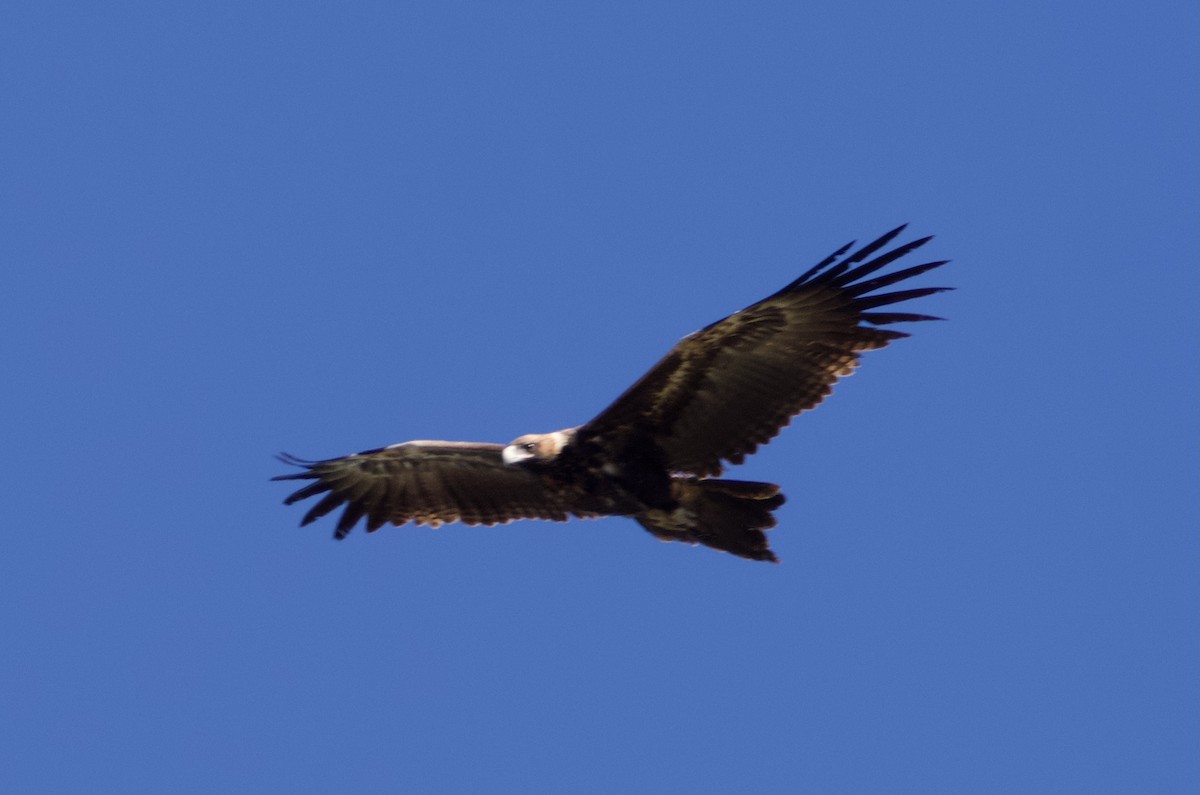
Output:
274,225,949,562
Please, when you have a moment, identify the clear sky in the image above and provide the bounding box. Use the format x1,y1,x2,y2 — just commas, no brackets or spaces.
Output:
3,2,1196,792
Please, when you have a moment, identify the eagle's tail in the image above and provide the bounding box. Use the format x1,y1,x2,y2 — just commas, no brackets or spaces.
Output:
636,478,786,563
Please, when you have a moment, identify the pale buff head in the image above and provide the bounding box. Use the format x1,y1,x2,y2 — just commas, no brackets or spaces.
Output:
501,429,574,467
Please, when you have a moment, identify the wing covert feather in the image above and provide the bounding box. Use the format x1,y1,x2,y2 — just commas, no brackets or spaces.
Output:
273,441,577,538
580,226,950,476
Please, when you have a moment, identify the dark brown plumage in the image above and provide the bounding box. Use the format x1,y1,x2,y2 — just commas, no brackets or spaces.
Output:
274,225,949,562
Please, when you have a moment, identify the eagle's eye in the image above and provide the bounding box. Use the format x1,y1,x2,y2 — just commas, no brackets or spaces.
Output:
523,442,536,452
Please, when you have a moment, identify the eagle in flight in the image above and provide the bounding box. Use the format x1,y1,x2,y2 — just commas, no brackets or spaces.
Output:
274,225,949,562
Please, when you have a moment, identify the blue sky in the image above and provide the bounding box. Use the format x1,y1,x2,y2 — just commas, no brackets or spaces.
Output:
3,2,1196,792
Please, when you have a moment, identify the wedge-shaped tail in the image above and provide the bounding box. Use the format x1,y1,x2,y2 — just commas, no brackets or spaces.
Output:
637,479,786,562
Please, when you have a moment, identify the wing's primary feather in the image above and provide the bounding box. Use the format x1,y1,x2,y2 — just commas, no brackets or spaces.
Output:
579,228,950,477
273,442,577,538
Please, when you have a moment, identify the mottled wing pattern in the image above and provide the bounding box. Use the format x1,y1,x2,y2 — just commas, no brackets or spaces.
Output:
272,441,581,539
581,225,949,477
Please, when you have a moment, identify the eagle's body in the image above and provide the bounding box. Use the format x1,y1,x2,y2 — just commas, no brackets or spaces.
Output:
275,226,949,561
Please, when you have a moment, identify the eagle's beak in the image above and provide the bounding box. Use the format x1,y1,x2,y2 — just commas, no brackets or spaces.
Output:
501,445,528,466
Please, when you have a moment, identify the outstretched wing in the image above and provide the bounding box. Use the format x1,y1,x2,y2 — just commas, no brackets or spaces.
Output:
579,225,950,477
273,441,583,538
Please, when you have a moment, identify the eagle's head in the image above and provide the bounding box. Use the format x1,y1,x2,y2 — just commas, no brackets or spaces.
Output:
502,429,574,467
